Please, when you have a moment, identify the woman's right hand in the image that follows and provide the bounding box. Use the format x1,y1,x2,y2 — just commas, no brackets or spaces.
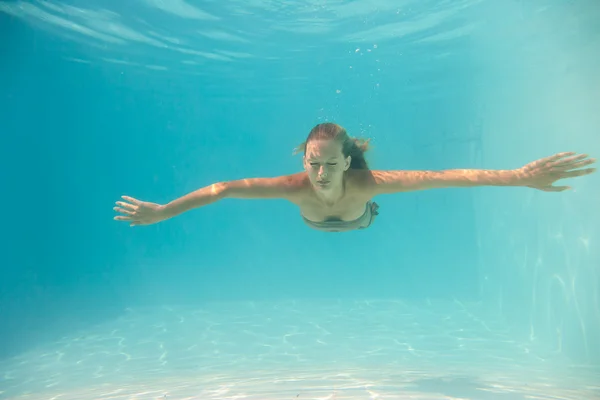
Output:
114,196,166,226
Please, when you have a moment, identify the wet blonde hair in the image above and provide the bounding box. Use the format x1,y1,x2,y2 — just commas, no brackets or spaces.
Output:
293,123,371,170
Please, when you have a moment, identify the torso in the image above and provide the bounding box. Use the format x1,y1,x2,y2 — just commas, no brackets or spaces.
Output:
288,170,375,222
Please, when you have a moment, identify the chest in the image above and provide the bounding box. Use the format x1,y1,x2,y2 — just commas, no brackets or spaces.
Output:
298,195,370,222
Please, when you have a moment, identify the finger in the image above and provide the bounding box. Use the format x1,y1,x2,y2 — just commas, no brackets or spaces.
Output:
539,152,577,165
115,201,138,211
114,215,132,221
552,158,596,171
523,152,575,172
114,207,134,216
559,168,597,178
550,153,590,167
121,195,141,205
552,153,588,165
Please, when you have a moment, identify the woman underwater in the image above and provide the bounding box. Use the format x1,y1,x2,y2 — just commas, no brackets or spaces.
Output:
114,123,596,232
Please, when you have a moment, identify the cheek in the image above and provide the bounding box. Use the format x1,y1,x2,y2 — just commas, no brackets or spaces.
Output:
332,165,345,174
304,163,316,176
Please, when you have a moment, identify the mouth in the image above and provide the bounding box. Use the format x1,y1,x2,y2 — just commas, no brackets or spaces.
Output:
317,180,330,186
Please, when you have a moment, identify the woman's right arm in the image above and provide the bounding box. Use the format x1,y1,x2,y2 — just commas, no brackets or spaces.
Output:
164,173,303,216
114,173,305,226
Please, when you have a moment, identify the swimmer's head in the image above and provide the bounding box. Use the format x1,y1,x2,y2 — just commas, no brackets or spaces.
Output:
294,123,370,192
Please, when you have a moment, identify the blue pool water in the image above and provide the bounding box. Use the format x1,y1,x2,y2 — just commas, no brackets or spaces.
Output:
1,1,599,399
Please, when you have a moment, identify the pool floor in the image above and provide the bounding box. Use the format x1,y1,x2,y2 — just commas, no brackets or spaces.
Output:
1,299,598,399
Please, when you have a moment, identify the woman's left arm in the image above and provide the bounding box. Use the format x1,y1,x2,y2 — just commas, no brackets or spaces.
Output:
369,152,596,194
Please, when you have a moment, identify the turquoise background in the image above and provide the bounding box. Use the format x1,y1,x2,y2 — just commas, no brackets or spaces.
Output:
1,0,599,374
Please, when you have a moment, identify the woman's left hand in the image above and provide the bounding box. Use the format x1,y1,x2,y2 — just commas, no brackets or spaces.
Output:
516,152,596,191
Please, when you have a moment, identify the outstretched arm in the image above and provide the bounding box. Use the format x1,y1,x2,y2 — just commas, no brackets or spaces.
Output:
162,174,302,216
369,152,596,195
114,173,305,226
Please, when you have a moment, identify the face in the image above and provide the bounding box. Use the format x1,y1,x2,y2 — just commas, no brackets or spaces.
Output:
303,139,351,192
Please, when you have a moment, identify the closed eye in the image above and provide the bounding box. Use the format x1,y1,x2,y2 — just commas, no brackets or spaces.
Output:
309,161,337,166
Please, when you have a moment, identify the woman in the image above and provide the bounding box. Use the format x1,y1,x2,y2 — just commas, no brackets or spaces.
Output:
114,123,596,232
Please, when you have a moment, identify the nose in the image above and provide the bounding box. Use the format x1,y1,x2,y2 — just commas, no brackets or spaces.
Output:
318,166,328,178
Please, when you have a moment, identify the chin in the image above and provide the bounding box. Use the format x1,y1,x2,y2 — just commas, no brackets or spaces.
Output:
314,181,336,191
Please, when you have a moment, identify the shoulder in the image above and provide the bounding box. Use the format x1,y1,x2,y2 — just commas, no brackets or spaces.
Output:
346,169,407,196
276,172,314,203
278,172,310,189
342,170,376,198
259,172,311,195
345,169,377,193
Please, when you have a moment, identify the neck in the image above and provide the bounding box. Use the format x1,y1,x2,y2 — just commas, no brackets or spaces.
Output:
315,180,345,206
